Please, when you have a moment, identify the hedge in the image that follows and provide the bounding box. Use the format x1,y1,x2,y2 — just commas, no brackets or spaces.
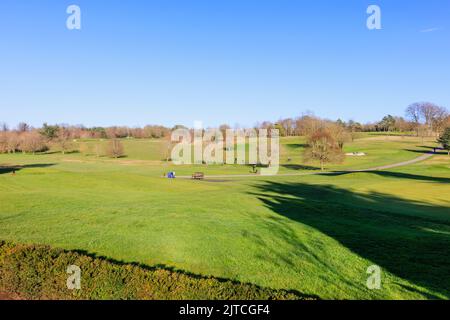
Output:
0,241,311,300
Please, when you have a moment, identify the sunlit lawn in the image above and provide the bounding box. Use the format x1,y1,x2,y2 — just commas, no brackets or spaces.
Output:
0,136,449,299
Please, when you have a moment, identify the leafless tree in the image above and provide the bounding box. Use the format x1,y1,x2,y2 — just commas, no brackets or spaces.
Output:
431,106,449,136
405,103,422,136
57,127,74,154
303,128,344,171
78,142,91,156
94,143,103,157
20,131,47,154
17,122,31,133
295,115,324,136
106,139,125,158
420,102,442,134
327,123,351,149
6,132,21,153
0,132,7,153
406,102,448,136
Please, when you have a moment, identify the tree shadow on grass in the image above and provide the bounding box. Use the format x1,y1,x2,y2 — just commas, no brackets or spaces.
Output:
0,163,55,175
284,143,308,149
281,164,321,171
404,149,447,155
251,181,450,299
67,248,316,299
323,171,450,184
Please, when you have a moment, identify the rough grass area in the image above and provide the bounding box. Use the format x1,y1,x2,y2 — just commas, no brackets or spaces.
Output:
0,242,309,300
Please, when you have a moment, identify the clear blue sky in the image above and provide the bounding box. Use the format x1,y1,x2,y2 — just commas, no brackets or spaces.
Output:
1,0,449,128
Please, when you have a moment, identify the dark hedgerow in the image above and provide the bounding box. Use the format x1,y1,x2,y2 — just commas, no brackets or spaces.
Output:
0,242,313,300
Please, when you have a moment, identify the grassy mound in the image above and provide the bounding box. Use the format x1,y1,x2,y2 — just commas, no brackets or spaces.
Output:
0,242,310,300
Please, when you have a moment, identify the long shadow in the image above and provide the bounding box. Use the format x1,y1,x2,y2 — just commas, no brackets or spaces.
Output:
404,149,447,155
282,164,321,171
285,143,308,149
252,181,450,298
0,163,55,175
323,171,450,184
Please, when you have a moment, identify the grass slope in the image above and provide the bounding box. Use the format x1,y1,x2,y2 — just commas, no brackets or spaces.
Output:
0,136,449,299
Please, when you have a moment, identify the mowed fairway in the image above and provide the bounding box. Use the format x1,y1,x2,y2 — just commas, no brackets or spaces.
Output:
0,135,449,299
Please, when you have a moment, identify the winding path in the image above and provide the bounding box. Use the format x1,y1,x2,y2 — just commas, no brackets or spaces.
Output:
176,152,435,180
349,152,434,172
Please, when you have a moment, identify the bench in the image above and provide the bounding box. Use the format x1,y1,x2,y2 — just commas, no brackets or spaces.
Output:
192,172,205,180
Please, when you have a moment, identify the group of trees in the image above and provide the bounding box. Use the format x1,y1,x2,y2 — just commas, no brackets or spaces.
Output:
0,122,75,155
0,130,47,154
0,121,177,156
0,123,126,158
298,102,450,169
250,102,449,137
252,114,364,138
0,123,172,141
1,101,449,160
363,115,415,132
405,102,449,137
102,125,171,139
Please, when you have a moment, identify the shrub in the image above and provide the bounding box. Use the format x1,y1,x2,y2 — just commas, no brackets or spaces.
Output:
0,242,310,300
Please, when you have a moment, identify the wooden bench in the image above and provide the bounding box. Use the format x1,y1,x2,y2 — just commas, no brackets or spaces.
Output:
192,172,205,180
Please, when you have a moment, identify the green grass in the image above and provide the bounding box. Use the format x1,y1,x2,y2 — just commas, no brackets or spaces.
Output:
0,136,449,299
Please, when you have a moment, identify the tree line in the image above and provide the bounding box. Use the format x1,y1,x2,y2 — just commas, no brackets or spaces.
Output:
1,101,449,157
0,123,173,155
253,102,449,137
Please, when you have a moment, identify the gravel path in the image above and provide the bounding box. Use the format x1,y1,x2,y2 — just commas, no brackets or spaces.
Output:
349,152,434,172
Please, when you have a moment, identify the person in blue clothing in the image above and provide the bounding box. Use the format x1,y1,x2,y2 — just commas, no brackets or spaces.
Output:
167,171,176,179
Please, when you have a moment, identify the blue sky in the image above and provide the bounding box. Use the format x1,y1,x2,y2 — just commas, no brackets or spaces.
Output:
0,0,449,128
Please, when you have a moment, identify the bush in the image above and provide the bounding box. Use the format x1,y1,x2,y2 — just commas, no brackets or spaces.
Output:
0,242,310,300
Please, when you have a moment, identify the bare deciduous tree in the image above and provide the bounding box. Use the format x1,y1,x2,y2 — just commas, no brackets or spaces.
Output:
6,132,21,153
94,143,103,157
78,142,91,156
20,131,47,154
0,132,7,153
303,128,344,171
106,139,125,158
406,103,422,136
327,123,351,149
57,127,74,154
406,102,448,136
17,122,31,133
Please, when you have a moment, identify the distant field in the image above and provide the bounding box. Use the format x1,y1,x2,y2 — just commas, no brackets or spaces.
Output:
0,135,449,299
11,134,439,175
